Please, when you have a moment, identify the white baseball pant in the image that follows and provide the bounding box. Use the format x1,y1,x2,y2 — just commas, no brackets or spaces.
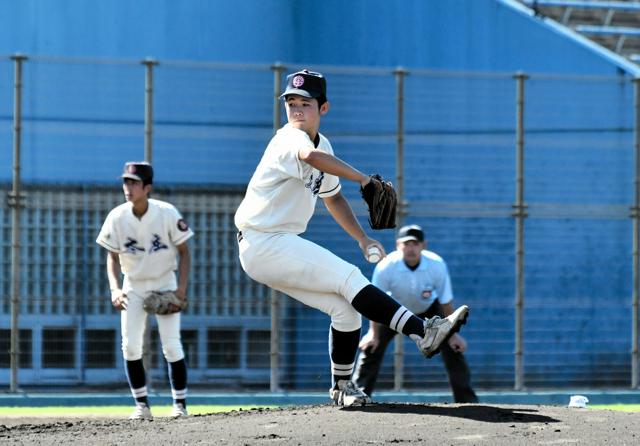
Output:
121,277,184,363
238,229,370,332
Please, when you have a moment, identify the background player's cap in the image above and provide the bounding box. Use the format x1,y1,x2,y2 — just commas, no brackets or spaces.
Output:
280,69,327,101
397,224,425,243
122,161,153,185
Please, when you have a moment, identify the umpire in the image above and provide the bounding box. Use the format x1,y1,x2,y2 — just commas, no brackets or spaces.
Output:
352,224,478,403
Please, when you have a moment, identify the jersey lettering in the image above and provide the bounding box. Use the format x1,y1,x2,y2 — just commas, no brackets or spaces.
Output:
124,237,145,254
304,171,324,196
150,234,169,252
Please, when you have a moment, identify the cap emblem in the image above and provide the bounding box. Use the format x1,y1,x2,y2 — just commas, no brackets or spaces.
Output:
292,75,305,88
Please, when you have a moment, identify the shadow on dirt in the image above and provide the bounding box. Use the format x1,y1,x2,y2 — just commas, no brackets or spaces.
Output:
343,403,560,424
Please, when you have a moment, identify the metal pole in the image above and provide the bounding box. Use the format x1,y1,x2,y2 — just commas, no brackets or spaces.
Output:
269,63,285,392
80,187,90,384
394,67,408,223
141,58,158,389
393,67,408,391
513,72,529,391
9,53,27,393
632,78,640,389
273,63,284,136
142,58,158,163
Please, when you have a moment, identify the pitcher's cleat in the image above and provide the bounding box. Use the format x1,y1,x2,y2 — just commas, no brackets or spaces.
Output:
329,380,372,407
410,305,469,358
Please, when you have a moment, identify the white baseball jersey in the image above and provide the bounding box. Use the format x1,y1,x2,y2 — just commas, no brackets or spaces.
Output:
234,123,341,234
372,249,453,315
96,198,194,284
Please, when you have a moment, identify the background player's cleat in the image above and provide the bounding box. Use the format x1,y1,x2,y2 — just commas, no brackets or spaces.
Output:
329,380,372,406
410,305,469,358
171,402,189,418
129,403,153,420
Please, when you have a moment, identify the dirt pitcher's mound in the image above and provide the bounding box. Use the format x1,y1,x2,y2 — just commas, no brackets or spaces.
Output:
1,403,638,445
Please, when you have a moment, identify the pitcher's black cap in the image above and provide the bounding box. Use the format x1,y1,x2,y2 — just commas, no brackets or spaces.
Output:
122,161,153,185
280,69,327,103
397,225,425,243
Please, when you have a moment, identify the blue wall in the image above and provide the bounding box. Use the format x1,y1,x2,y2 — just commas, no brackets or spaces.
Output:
0,0,295,63
3,1,638,74
3,0,638,186
294,0,638,74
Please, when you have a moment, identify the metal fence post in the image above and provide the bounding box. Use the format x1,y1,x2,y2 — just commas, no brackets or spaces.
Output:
632,77,640,390
393,67,408,391
270,62,285,392
141,57,158,389
272,62,284,136
142,58,158,163
513,71,529,391
8,53,27,393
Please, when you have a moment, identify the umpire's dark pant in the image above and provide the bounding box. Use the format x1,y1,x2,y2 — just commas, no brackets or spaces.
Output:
353,301,478,403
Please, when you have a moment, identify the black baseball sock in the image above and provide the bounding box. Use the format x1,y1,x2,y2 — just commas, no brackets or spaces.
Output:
351,285,424,337
125,359,149,406
328,326,361,389
168,358,188,407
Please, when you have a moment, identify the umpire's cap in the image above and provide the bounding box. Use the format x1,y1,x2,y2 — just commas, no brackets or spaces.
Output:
397,224,425,243
122,161,153,185
280,69,327,104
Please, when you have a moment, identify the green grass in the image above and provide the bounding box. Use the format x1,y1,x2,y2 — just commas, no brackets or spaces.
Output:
590,404,640,412
0,405,272,418
1,404,638,418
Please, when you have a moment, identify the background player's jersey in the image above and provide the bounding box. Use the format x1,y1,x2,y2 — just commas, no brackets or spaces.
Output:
96,198,194,281
235,123,341,234
372,250,453,315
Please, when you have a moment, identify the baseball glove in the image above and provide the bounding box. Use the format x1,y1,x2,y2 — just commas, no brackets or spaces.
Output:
143,290,188,315
360,174,397,230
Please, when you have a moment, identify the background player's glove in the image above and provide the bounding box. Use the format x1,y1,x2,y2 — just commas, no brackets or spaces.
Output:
360,174,397,229
143,290,188,315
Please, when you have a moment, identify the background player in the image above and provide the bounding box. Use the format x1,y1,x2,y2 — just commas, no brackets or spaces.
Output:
234,69,469,406
353,224,478,402
96,162,194,419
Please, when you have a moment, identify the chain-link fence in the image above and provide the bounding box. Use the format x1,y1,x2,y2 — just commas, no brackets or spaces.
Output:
1,55,639,393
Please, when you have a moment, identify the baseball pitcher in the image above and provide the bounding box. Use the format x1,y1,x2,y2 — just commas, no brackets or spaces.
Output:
234,69,469,406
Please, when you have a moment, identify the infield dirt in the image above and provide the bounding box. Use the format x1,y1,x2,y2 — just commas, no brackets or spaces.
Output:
1,403,638,445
